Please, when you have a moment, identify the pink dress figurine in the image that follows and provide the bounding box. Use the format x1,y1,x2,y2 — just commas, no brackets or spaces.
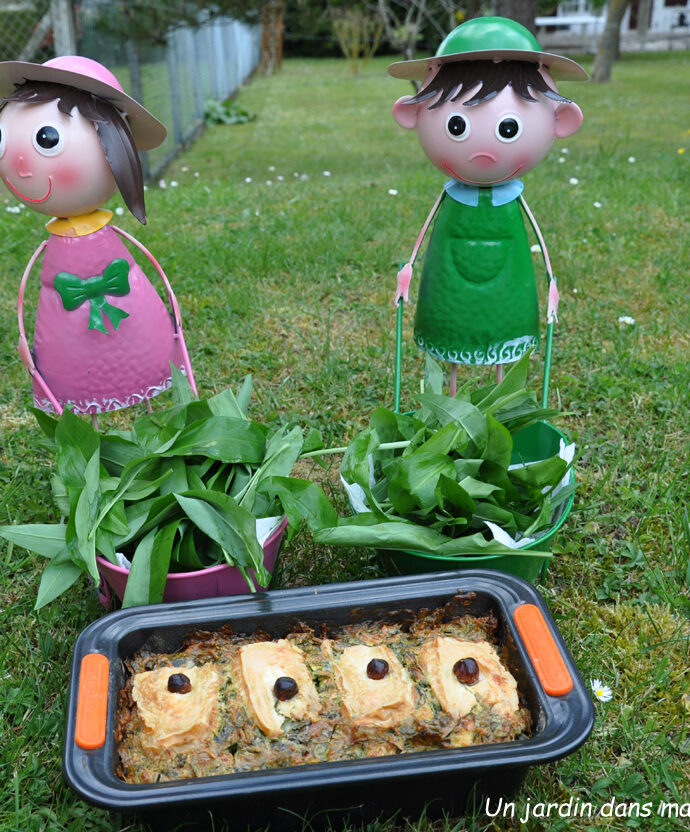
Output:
0,56,196,415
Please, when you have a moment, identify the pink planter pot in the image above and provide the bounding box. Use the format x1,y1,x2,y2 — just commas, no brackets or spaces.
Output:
96,517,288,607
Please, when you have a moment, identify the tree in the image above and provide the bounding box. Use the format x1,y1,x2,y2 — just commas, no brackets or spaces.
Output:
493,0,538,34
376,0,483,63
331,7,383,76
591,0,632,83
377,0,429,62
259,0,283,75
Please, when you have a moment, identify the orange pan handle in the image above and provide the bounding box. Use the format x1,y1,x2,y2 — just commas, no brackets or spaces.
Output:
513,603,573,697
75,653,110,750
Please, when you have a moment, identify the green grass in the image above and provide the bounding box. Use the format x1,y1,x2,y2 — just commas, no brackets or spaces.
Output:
1,51,689,831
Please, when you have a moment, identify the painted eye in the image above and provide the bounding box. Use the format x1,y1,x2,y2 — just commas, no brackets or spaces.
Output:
495,115,523,143
32,124,64,156
446,113,471,142
0,124,5,158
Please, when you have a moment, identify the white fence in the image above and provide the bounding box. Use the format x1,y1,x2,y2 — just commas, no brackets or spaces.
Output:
78,14,261,178
0,2,261,178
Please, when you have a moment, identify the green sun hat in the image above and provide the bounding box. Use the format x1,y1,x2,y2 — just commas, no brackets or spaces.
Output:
388,16,588,82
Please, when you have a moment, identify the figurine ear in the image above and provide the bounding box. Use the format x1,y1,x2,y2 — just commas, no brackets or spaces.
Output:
393,96,422,129
554,101,583,138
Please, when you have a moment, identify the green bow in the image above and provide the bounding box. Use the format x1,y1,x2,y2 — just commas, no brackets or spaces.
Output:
54,258,131,334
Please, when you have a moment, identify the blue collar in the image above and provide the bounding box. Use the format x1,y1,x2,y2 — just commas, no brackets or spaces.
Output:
444,178,524,207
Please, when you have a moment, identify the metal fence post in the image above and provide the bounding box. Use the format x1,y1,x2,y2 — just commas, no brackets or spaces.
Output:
166,33,184,148
189,28,204,121
50,0,76,55
208,23,221,101
213,21,225,100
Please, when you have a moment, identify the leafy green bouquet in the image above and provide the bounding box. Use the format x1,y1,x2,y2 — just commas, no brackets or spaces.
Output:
0,369,332,610
313,354,575,560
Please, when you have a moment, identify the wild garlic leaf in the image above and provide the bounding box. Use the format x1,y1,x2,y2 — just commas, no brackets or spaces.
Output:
0,523,66,558
416,394,487,452
34,547,83,610
54,408,99,488
258,476,338,538
163,417,265,463
388,453,456,515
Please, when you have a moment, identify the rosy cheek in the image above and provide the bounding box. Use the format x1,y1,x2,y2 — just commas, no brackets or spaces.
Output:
53,163,84,189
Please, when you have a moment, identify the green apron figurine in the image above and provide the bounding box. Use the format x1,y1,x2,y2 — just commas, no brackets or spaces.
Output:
390,17,586,393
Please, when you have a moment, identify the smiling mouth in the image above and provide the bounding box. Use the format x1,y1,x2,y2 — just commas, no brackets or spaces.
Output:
4,176,52,203
444,162,523,186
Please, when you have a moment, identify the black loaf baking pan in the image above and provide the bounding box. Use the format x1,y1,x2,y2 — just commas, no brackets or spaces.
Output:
64,570,594,830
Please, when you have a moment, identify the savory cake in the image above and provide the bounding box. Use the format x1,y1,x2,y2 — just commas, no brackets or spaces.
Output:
116,606,531,783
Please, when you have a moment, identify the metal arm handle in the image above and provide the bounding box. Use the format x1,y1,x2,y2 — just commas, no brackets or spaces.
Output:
112,226,197,395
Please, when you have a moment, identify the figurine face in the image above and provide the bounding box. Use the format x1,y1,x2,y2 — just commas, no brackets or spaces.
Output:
0,99,117,217
393,68,582,186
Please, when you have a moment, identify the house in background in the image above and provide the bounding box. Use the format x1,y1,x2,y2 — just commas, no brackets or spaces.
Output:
535,0,690,52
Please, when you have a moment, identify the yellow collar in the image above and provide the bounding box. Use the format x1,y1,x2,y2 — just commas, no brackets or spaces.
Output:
46,209,113,237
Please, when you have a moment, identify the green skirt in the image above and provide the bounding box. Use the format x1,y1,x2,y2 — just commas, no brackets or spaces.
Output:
414,190,539,365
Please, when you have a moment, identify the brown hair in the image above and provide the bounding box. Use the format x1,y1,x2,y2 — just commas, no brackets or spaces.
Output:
1,81,147,223
407,60,571,110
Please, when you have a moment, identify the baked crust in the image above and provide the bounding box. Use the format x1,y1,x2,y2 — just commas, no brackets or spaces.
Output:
239,640,321,737
116,609,531,783
131,664,221,751
330,643,416,729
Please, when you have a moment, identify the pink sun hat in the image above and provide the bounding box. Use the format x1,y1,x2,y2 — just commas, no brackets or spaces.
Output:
0,55,166,150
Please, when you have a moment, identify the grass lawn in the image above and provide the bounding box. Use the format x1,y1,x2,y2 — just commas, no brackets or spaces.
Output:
0,51,689,831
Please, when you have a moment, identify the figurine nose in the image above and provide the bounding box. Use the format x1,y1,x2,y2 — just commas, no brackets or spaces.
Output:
16,156,33,178
469,152,497,167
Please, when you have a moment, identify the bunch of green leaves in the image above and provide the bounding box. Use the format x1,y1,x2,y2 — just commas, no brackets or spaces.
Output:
314,354,575,559
203,98,256,126
0,369,333,610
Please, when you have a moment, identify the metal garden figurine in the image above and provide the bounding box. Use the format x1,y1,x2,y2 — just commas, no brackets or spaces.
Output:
389,17,586,394
0,56,196,416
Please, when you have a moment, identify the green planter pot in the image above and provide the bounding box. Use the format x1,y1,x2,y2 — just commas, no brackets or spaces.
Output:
378,421,575,583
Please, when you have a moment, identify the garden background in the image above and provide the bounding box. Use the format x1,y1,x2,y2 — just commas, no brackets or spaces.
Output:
0,44,688,832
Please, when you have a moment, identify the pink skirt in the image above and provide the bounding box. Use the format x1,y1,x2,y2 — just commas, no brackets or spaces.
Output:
33,225,184,414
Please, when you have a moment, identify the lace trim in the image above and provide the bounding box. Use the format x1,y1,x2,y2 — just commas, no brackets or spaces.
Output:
415,334,538,365
33,367,186,415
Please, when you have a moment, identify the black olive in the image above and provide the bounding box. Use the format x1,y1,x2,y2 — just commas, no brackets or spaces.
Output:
453,657,479,685
274,676,299,701
366,658,390,680
167,672,192,694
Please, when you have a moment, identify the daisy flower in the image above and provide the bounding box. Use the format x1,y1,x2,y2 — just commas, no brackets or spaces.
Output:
618,315,636,326
590,679,613,702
